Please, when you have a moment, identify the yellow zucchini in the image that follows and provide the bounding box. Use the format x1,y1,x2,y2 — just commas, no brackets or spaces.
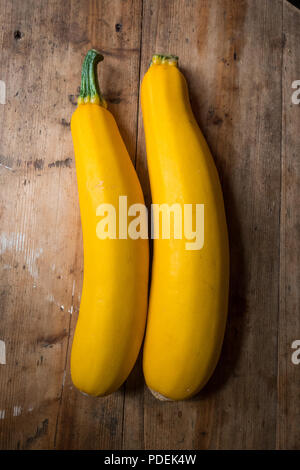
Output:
141,54,229,401
70,50,149,396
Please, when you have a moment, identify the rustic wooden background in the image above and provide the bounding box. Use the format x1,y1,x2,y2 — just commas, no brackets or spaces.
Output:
0,0,299,450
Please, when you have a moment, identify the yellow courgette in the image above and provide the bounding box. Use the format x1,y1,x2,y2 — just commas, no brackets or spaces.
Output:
70,50,149,396
141,54,229,401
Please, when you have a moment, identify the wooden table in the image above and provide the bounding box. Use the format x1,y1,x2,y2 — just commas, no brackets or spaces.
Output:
0,0,299,450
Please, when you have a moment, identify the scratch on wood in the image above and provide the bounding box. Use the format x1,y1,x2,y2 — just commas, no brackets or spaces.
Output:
68,279,76,314
0,80,5,104
0,232,43,280
0,154,14,171
48,158,72,168
46,293,55,302
37,330,68,348
0,340,6,364
33,159,44,170
25,419,49,448
27,246,43,279
13,406,22,416
0,232,14,254
54,277,75,446
1,232,40,273
0,162,13,171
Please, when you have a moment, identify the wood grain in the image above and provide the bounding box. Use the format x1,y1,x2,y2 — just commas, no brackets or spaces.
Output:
277,0,300,450
132,0,283,450
0,0,299,450
53,0,144,451
0,0,77,449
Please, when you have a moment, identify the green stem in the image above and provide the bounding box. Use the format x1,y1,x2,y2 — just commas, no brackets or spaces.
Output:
78,49,107,107
150,54,179,67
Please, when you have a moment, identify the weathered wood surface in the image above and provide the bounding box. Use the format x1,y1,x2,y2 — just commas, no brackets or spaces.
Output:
0,0,299,450
277,0,300,450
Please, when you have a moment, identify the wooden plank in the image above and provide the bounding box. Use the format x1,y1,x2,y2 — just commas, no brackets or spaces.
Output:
0,0,76,450
277,0,300,450
0,0,143,450
54,0,143,450
128,0,283,449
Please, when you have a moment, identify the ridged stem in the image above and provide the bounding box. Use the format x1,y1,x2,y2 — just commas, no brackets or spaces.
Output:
150,54,179,67
78,49,107,107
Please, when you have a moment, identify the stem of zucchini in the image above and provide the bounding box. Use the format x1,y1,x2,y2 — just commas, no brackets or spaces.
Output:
150,54,179,67
78,49,107,107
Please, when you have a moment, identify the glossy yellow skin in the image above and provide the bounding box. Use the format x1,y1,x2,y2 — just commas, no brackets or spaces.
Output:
70,103,149,396
142,60,229,401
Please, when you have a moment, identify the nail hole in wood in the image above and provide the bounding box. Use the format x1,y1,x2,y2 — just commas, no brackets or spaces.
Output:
14,30,22,40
